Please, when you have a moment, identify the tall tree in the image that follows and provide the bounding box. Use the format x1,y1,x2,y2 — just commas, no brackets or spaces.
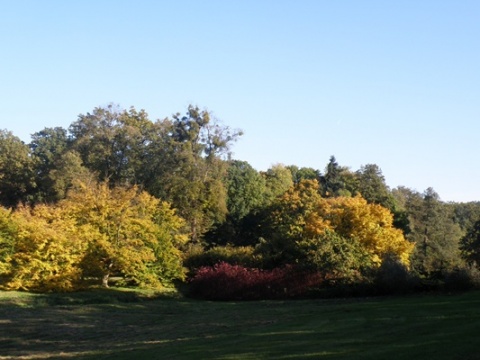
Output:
355,164,394,209
287,165,321,185
151,105,242,243
69,105,152,186
226,160,267,222
29,127,70,202
403,187,463,276
263,164,294,201
460,219,480,266
0,130,36,207
204,160,268,246
321,156,356,197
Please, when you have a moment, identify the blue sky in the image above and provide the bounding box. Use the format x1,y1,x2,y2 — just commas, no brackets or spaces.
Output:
1,1,479,202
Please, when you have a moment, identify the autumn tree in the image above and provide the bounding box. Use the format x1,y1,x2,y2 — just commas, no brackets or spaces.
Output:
257,180,414,279
1,181,187,291
64,181,187,288
0,207,17,277
4,204,88,291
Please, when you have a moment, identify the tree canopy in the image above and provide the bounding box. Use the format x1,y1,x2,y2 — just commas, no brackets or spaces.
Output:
1,103,479,294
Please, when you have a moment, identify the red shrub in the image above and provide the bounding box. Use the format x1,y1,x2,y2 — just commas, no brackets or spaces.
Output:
188,262,323,300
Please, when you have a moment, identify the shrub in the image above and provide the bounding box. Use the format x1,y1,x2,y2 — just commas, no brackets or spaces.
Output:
373,255,419,295
443,264,480,292
187,262,323,300
183,245,259,271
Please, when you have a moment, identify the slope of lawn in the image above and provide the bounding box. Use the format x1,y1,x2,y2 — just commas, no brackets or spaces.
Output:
1,289,480,359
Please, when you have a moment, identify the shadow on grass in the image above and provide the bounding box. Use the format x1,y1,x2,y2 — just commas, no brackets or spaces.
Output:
1,290,480,359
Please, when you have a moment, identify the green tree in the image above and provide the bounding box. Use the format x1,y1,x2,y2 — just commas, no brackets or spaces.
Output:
287,165,321,185
452,201,480,233
48,151,93,201
321,156,356,197
151,106,242,243
405,188,464,276
226,160,267,222
460,219,480,266
69,105,153,186
204,160,268,246
29,127,70,202
0,130,36,207
263,164,294,201
355,164,394,208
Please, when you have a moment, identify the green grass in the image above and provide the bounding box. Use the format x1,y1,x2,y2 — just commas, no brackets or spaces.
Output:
1,289,480,359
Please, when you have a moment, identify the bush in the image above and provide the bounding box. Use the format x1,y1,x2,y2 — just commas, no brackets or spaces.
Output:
187,262,323,300
183,245,259,271
443,264,480,292
373,255,419,295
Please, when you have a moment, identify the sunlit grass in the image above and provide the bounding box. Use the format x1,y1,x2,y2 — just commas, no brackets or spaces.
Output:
1,289,480,359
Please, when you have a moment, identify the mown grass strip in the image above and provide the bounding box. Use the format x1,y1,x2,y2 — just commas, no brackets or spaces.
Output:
1,290,479,359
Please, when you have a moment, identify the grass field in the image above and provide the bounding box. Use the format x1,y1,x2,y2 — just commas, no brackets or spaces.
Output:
1,289,480,359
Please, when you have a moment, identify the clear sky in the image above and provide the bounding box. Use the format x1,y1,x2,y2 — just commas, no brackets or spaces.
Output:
1,0,479,202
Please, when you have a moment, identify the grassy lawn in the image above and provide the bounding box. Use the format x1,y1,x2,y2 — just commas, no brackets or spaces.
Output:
1,289,480,359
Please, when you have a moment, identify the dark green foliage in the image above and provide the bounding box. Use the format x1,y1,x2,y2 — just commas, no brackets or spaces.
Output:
320,155,356,197
287,165,321,185
29,127,70,203
452,201,480,232
225,160,267,222
443,264,480,292
355,164,397,211
69,105,154,186
460,218,480,265
373,254,419,295
297,231,374,283
0,130,36,207
396,187,464,277
183,245,259,271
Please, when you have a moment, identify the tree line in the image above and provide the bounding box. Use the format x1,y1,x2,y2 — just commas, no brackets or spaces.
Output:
1,104,480,294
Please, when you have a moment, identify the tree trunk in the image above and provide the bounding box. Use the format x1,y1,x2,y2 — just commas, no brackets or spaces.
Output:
102,261,113,288
102,273,110,288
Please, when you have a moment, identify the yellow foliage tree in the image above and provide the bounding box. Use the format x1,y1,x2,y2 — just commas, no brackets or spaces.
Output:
5,204,87,291
63,181,187,288
2,181,187,291
320,196,414,266
261,180,414,272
